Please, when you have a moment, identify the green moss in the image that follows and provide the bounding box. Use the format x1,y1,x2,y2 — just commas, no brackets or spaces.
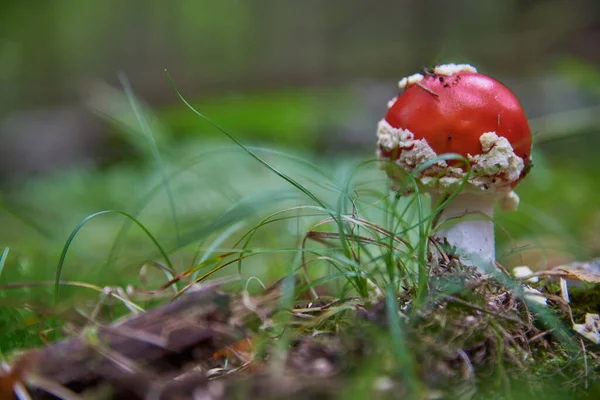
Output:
569,284,600,320
0,308,62,356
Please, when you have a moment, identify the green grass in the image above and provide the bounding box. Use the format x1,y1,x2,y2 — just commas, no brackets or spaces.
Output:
1,84,600,397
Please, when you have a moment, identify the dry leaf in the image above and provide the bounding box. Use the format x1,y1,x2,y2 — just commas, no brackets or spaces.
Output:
553,259,600,283
212,338,254,362
573,313,600,344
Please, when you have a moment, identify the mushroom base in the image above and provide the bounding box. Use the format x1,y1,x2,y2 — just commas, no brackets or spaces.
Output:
432,193,496,271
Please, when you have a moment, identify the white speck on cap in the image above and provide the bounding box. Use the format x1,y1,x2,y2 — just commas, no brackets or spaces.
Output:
376,119,415,151
433,63,478,76
376,120,526,196
398,139,439,167
468,132,524,182
386,96,397,109
398,73,424,89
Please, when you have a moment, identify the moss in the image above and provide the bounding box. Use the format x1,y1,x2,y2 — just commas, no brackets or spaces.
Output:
569,284,600,320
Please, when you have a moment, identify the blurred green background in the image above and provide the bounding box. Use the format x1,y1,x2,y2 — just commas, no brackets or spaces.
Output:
1,0,600,351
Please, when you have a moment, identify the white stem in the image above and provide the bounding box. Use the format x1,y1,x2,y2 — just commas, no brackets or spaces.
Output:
432,193,497,272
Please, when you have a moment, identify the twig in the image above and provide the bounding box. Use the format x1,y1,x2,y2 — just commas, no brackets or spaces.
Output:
494,261,512,278
445,295,523,325
415,82,439,98
528,330,553,343
581,338,589,389
428,237,450,265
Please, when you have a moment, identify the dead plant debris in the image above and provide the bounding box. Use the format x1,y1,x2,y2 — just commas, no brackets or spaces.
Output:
3,257,600,399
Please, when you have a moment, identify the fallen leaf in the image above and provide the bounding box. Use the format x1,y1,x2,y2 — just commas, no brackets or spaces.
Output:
553,259,600,283
212,338,254,361
573,313,600,344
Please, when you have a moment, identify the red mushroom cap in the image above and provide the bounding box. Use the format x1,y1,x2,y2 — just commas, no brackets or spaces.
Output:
378,65,532,191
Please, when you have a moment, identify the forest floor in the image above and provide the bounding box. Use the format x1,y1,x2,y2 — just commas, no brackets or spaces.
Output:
3,252,600,400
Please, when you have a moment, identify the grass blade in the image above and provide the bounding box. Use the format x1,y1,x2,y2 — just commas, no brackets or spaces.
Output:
0,247,8,281
54,210,174,304
385,285,420,394
165,70,327,210
119,72,182,260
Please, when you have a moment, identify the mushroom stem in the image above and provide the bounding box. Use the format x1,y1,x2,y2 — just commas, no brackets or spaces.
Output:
432,193,497,271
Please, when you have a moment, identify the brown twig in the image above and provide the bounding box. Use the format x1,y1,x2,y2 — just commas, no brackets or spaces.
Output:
416,82,439,97
445,295,524,325
528,329,553,343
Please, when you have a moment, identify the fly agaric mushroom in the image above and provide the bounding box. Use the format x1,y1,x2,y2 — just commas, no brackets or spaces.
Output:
377,63,532,270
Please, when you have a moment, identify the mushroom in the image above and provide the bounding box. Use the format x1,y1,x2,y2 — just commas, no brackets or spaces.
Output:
377,64,532,271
